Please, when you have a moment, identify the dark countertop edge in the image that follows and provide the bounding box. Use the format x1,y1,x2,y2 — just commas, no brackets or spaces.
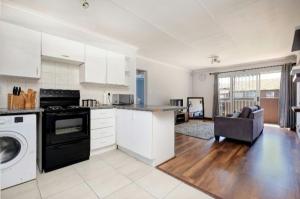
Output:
89,105,187,112
0,105,186,115
0,108,44,115
89,106,115,110
292,106,300,112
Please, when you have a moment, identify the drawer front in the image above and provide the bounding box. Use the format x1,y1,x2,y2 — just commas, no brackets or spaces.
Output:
91,109,114,119
91,136,115,150
91,127,115,139
91,118,115,129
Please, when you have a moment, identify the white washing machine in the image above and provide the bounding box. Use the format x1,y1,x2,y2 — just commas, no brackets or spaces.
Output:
0,114,36,189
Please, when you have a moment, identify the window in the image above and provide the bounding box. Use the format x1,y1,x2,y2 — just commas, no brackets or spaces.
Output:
218,70,281,116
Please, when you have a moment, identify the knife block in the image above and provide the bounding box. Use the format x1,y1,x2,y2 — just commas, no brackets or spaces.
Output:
8,94,25,109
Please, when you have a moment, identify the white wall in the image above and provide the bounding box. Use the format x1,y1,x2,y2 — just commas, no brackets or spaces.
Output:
192,71,215,118
137,57,192,106
192,56,297,118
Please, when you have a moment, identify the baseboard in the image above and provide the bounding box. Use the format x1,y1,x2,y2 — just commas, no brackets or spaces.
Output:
90,145,117,156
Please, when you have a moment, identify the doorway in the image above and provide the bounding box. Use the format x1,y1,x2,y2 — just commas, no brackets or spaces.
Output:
136,70,147,105
218,70,281,124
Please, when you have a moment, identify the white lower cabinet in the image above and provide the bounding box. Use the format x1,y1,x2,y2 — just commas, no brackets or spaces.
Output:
116,109,175,166
90,109,115,152
116,109,153,159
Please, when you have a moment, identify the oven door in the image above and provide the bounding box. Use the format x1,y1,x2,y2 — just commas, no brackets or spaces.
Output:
44,111,90,145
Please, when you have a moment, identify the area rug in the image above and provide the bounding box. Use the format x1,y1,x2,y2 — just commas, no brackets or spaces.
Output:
175,120,214,140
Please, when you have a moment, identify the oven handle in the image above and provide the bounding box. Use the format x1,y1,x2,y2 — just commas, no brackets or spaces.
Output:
46,111,89,117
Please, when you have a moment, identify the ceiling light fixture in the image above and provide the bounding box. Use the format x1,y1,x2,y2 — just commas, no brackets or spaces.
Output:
209,55,221,64
80,0,89,9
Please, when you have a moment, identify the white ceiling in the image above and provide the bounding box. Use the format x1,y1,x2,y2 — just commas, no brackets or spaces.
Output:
4,0,300,69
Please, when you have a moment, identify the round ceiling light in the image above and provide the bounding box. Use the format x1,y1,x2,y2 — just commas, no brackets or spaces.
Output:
81,0,89,9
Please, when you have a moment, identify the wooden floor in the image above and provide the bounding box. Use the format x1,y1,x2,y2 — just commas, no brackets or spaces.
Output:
158,125,300,199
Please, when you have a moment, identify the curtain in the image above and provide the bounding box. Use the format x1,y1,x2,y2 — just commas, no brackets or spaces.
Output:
279,63,296,129
212,74,219,119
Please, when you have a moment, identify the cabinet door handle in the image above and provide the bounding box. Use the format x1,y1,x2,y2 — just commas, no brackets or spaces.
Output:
36,67,39,76
61,54,70,58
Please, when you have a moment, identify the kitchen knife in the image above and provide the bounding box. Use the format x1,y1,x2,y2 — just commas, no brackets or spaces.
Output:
13,87,17,95
17,87,21,96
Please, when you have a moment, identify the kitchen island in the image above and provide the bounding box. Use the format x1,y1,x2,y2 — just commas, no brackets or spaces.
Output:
114,105,186,166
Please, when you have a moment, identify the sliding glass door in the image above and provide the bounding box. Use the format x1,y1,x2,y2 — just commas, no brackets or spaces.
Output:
233,74,260,113
218,73,260,116
218,69,281,123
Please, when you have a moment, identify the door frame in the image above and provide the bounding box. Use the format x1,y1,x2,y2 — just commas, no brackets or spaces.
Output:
136,69,147,105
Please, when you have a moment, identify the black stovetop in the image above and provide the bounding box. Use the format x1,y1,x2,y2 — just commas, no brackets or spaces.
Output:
40,89,89,113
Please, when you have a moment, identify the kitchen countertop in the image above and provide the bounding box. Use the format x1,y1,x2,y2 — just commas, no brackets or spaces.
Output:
89,104,187,112
0,105,185,115
292,106,300,112
0,108,44,115
115,104,187,112
88,105,115,110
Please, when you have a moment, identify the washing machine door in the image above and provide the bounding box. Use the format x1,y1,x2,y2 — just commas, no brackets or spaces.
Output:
0,131,28,170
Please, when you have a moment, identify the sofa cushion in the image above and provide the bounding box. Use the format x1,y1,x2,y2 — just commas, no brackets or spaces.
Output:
249,106,259,112
231,112,241,118
239,107,252,118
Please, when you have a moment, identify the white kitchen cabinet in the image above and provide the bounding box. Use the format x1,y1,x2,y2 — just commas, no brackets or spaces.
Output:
80,45,107,84
116,109,153,159
132,111,153,158
116,109,134,151
106,51,126,85
90,109,115,153
0,21,41,78
116,109,175,166
42,33,84,64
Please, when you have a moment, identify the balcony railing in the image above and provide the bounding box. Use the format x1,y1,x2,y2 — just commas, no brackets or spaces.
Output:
219,99,257,116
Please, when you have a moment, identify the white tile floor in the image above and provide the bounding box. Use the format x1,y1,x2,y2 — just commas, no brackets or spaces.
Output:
1,149,213,199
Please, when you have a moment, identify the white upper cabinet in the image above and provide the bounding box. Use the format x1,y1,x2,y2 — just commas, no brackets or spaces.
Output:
42,33,85,64
106,51,126,85
80,45,107,84
0,21,41,78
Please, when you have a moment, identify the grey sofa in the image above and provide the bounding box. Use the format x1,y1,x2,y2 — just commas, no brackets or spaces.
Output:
214,107,264,145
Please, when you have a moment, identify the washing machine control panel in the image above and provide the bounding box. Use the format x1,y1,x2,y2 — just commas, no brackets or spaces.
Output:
0,116,16,126
0,117,9,125
14,117,23,123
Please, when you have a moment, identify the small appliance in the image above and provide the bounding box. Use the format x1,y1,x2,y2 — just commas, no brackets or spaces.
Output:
112,94,134,105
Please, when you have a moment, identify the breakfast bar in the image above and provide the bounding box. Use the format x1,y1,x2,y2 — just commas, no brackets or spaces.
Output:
114,105,186,166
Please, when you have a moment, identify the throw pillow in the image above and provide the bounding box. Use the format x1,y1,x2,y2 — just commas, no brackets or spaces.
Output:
239,107,251,118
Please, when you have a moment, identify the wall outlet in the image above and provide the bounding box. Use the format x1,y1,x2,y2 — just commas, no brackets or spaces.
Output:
103,91,112,104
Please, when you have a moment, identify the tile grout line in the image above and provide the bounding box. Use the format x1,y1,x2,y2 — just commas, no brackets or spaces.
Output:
37,150,182,199
162,182,182,199
132,180,159,199
72,166,102,199
101,150,182,199
37,167,85,199
35,180,43,199
74,156,134,199
96,151,159,198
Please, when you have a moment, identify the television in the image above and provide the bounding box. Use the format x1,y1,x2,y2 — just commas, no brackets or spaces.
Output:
170,99,184,113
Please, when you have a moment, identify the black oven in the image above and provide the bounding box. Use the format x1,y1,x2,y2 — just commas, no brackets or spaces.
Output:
39,89,91,172
43,111,90,145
